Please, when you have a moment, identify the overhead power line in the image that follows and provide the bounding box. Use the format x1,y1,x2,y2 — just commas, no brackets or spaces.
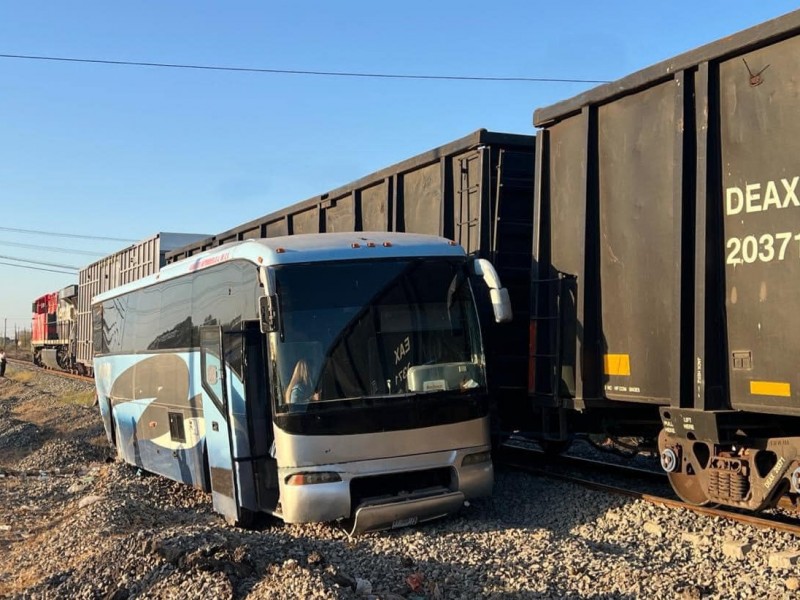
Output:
0,53,611,84
0,261,76,275
0,239,106,257
0,226,135,243
0,254,79,271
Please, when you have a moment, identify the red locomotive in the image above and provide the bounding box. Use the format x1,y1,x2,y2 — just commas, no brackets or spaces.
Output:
31,285,78,371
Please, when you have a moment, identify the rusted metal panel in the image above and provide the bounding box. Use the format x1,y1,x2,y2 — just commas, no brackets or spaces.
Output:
323,193,356,233
291,206,321,234
265,218,288,238
454,151,482,255
401,161,443,236
360,180,391,231
241,228,262,240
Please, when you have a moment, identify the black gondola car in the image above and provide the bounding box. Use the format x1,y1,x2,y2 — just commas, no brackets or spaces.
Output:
531,9,800,509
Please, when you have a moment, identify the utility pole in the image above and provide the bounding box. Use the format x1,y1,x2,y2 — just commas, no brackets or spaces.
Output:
3,317,6,349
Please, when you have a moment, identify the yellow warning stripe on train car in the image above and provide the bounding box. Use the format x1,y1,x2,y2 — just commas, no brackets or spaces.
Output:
750,381,791,397
604,354,631,376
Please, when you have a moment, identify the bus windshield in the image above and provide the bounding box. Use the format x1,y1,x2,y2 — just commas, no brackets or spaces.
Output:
271,258,485,412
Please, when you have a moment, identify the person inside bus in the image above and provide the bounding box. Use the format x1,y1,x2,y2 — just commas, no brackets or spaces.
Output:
285,358,319,403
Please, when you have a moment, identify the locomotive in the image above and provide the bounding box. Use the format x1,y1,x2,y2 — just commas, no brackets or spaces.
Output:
31,285,78,371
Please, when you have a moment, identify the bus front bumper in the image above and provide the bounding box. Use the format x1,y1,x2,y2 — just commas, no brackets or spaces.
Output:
350,490,466,534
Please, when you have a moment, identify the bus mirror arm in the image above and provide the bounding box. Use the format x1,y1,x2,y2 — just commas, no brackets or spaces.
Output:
472,258,513,323
259,295,280,334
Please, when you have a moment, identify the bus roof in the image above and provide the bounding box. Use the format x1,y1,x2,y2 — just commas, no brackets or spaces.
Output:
92,232,466,304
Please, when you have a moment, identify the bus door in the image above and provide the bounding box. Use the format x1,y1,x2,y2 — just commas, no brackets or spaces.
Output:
237,321,279,511
199,326,241,525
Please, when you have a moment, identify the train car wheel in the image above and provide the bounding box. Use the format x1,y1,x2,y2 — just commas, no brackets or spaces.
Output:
667,471,711,505
57,347,69,370
540,438,573,456
658,429,712,505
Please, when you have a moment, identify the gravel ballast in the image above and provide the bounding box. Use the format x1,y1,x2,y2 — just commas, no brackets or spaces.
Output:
1,365,798,599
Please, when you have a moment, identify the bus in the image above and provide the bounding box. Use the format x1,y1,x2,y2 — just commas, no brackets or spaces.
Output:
92,232,511,533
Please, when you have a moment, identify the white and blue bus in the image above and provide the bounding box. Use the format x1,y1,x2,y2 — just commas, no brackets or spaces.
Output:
92,232,510,533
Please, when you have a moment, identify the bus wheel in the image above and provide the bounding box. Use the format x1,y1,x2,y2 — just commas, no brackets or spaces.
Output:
227,508,256,529
201,447,212,493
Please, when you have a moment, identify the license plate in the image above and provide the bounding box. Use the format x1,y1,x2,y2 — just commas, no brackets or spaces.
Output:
391,516,418,529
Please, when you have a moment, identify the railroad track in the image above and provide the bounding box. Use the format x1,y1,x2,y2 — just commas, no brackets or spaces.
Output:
497,441,800,536
5,357,94,384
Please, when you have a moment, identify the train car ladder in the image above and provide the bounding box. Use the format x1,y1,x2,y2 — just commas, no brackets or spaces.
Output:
530,272,575,440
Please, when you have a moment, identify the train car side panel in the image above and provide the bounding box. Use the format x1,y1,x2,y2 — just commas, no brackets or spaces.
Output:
596,80,679,405
720,34,800,415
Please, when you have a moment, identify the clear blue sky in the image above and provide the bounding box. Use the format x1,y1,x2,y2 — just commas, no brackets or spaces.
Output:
0,1,797,334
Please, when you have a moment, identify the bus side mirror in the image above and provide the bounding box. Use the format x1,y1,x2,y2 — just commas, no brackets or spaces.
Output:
472,258,513,323
259,295,279,334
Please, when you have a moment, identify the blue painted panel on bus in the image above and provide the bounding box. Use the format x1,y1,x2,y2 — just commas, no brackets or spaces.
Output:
94,352,208,486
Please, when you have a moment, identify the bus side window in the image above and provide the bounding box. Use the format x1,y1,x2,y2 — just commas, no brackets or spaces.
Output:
93,304,106,354
200,327,227,416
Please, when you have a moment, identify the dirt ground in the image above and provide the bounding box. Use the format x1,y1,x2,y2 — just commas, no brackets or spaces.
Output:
0,366,111,596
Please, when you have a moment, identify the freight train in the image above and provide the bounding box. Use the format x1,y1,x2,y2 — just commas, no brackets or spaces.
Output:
31,9,800,514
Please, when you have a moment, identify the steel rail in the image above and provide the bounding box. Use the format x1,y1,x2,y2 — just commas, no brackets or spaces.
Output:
498,443,800,536
5,356,94,383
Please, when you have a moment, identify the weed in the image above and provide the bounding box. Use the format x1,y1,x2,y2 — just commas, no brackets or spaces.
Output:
61,390,96,407
9,370,35,384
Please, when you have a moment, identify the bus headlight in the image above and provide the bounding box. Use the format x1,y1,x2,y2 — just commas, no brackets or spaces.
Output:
461,451,491,466
285,472,342,486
